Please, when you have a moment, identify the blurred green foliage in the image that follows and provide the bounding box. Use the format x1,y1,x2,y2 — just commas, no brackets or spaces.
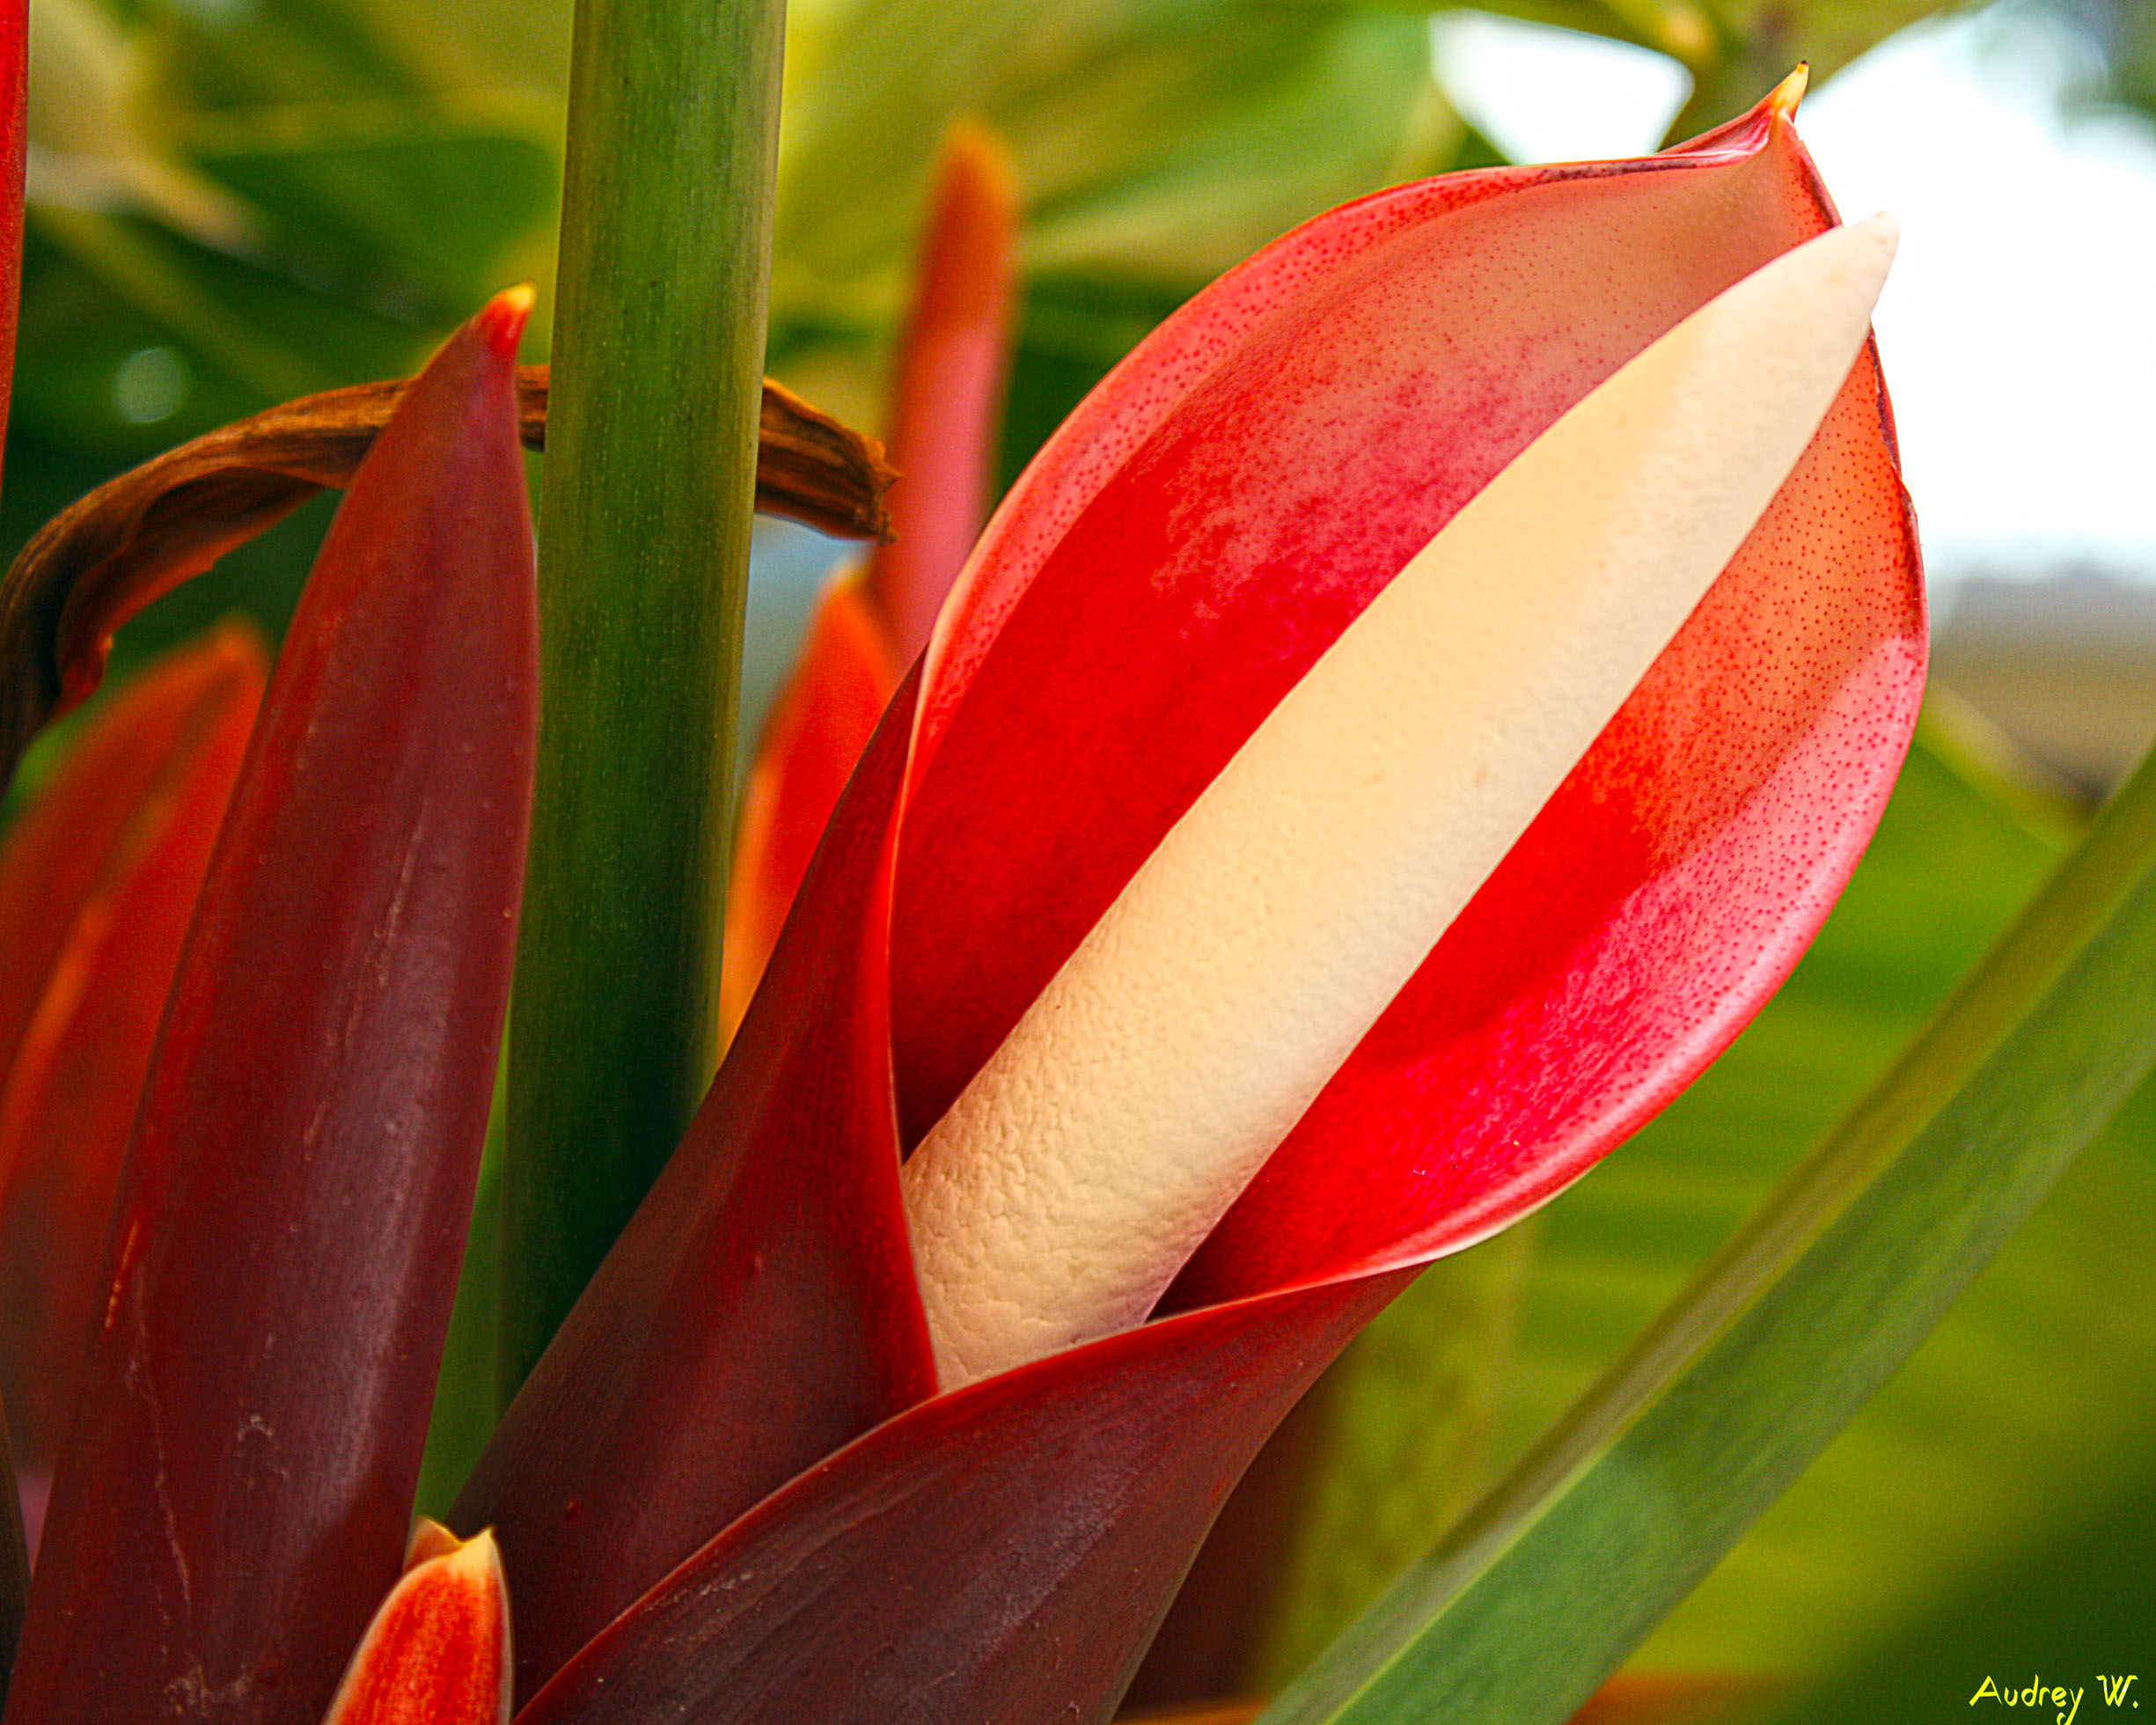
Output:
1455,0,1953,140
2112,0,2156,120
770,0,1445,378
1771,1455,2156,1722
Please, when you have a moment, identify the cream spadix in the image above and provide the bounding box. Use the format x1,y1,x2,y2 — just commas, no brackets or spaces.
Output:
900,214,1901,1390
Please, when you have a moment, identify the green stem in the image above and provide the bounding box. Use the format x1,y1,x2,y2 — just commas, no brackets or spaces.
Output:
502,0,785,1395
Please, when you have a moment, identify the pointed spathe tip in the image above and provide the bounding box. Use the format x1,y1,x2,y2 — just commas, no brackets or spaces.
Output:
915,118,1021,319
404,1515,462,1571
445,1525,504,1582
190,616,271,702
475,284,538,359
1852,209,1901,254
201,613,269,664
407,1522,507,1589
1768,64,1809,119
939,116,1019,215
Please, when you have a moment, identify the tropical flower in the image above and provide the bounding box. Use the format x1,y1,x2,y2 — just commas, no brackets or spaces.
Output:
0,68,1921,1725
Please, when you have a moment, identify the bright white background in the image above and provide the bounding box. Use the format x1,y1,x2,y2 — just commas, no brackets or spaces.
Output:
1432,3,2156,594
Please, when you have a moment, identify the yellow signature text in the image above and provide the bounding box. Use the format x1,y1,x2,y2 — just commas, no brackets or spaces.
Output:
1970,1674,2139,1722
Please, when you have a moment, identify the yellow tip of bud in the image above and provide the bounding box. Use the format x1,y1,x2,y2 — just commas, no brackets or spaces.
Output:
476,283,538,357
939,116,1019,210
438,1526,504,1583
403,1515,463,1571
1769,64,1810,119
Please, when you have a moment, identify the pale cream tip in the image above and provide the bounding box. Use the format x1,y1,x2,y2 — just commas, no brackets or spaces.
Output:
1853,210,1900,252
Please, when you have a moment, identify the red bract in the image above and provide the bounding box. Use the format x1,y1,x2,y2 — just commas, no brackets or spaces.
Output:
2,290,538,1723
0,626,264,1540
458,80,1922,1721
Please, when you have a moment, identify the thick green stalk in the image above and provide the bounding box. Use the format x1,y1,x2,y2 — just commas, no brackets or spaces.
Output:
502,0,785,1393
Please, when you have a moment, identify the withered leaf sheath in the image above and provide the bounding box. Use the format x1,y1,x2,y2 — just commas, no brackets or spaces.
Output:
0,370,891,789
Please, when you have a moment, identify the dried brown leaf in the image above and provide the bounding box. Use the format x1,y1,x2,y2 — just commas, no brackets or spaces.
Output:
0,368,891,789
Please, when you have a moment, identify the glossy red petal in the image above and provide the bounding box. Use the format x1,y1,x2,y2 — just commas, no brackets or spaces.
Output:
458,672,935,1703
322,1530,510,1725
515,1270,1409,1725
0,628,264,1521
865,121,1019,663
719,572,898,1042
886,99,1923,1313
6,290,536,1725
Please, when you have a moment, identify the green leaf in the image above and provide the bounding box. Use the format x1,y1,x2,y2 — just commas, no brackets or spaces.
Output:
1256,729,2156,1725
